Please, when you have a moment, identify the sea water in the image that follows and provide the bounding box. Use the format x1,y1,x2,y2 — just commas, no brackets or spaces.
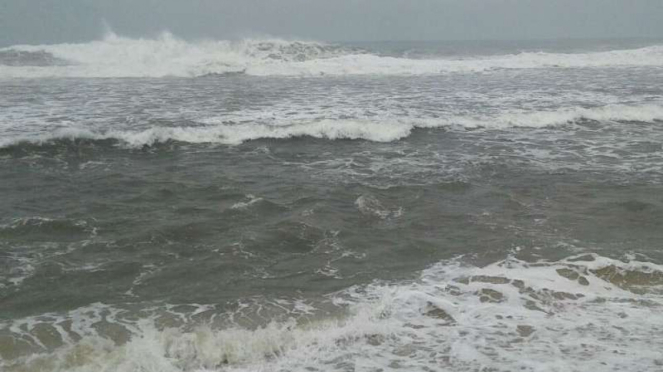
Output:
1,33,663,371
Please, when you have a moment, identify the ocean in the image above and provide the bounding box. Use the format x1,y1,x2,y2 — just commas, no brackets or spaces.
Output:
1,33,663,371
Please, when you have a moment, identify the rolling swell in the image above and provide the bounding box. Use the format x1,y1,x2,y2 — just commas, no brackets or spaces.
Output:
1,103,662,149
0,138,125,156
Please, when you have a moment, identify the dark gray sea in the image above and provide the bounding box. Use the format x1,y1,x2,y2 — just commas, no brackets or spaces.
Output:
1,35,663,371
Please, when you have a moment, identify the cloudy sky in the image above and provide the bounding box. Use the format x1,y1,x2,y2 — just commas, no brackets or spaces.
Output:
1,0,662,46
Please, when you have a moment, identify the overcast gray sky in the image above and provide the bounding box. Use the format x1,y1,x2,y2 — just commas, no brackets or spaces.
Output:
1,0,662,46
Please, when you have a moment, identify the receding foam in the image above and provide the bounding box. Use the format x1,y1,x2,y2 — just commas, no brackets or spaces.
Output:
1,253,662,371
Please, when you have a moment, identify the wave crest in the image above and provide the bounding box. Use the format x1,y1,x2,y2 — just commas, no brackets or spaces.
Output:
0,32,362,78
0,50,68,67
1,33,663,78
1,103,661,149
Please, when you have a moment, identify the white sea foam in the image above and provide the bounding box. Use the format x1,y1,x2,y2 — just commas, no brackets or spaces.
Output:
355,194,403,219
1,33,663,78
231,194,264,210
1,103,661,148
1,253,662,371
0,119,415,148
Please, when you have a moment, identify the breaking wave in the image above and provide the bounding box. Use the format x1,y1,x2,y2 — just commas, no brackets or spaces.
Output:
1,32,663,78
1,253,662,371
0,50,69,67
1,103,662,149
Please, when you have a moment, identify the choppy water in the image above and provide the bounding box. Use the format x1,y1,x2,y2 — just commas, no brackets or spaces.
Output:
1,34,663,372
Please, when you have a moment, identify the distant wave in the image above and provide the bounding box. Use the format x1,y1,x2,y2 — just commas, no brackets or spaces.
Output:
0,50,69,66
1,104,661,148
1,32,663,78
